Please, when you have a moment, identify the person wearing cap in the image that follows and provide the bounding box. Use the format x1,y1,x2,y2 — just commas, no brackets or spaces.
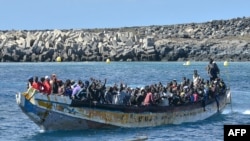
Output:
45,75,49,80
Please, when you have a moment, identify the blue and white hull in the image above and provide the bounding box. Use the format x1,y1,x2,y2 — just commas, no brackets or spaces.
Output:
16,88,231,130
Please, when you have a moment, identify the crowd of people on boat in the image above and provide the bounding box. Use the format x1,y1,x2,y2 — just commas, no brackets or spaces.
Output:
27,58,227,106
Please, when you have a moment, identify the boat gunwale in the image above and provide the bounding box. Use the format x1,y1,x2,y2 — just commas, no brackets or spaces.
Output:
68,90,229,113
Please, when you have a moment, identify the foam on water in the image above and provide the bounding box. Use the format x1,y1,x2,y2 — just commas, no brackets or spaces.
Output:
243,110,250,115
39,129,46,133
222,109,233,115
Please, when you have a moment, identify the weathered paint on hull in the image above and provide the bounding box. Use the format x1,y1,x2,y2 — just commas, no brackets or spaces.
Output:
16,88,230,130
16,92,116,130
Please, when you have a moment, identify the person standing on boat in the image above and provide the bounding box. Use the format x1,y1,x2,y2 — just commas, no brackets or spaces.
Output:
193,70,200,88
207,58,220,81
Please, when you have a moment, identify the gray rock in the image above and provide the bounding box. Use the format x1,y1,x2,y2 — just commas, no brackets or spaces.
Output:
1,16,250,62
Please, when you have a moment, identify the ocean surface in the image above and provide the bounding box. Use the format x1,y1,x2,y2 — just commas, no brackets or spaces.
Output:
0,61,249,141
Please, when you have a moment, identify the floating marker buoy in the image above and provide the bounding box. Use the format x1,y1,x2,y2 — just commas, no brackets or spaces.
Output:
56,56,61,62
183,61,190,66
106,58,110,64
224,61,229,66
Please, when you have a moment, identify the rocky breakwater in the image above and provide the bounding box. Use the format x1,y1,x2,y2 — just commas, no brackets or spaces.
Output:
1,17,250,62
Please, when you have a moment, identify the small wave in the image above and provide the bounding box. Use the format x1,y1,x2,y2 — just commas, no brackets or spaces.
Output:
243,110,250,115
223,108,250,115
39,129,46,133
230,90,250,95
222,109,232,114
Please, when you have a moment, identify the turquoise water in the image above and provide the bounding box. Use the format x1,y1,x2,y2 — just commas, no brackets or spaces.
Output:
0,62,249,141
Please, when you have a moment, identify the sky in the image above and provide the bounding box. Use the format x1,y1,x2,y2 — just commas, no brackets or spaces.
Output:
1,0,250,30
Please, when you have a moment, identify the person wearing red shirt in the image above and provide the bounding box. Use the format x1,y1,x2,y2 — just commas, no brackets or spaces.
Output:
41,76,52,95
32,76,43,92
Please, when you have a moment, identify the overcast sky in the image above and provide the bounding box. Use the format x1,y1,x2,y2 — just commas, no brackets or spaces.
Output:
1,0,249,30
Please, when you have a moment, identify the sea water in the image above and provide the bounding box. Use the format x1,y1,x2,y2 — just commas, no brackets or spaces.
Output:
0,62,249,141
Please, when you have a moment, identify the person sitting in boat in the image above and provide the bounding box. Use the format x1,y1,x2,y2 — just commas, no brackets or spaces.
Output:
114,85,127,105
50,74,59,94
87,80,99,102
42,76,52,95
203,80,210,100
27,76,33,89
171,79,178,92
31,76,43,92
218,78,227,94
88,78,107,103
129,88,139,106
85,80,90,88
124,87,133,105
100,79,108,102
210,80,219,98
180,85,188,103
181,76,188,87
207,58,220,81
171,92,181,105
143,86,155,106
71,80,84,99
57,80,65,96
157,86,171,106
104,86,114,104
64,79,73,98
111,84,119,104
152,84,163,105
165,83,174,105
192,89,199,102
136,87,146,106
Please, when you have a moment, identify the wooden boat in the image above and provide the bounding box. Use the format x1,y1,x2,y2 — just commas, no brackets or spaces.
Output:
16,86,231,130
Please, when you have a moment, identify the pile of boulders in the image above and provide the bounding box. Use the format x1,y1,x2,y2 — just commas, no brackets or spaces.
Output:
0,16,250,62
